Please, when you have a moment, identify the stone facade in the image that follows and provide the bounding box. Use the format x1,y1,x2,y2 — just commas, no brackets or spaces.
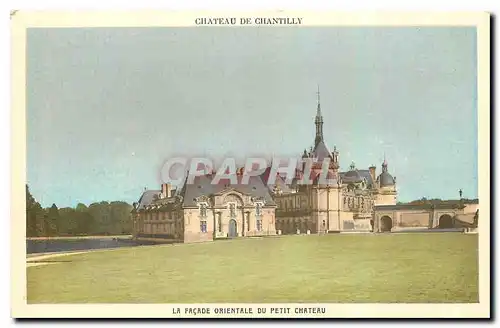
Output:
131,175,277,243
131,94,478,241
274,95,398,234
373,201,479,232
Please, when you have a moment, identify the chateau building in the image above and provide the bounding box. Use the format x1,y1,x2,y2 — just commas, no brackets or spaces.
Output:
273,93,397,235
131,175,277,243
131,91,477,243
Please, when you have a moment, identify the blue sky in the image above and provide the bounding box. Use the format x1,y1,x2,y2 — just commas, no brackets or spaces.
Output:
26,27,478,207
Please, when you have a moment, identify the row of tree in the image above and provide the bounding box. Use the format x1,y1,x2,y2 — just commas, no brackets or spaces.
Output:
26,185,133,237
397,197,479,206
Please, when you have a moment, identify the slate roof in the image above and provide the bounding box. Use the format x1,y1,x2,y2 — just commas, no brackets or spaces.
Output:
312,173,339,186
260,167,294,193
178,173,276,207
312,140,332,161
378,171,395,187
135,189,161,210
339,169,374,188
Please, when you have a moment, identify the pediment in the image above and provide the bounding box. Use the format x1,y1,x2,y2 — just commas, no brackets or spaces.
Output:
194,195,211,204
251,196,266,204
212,187,251,197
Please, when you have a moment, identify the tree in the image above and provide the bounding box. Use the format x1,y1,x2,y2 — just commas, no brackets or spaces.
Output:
109,201,133,234
46,204,60,236
26,190,134,237
76,210,95,235
26,185,44,237
75,203,88,212
58,207,78,235
88,202,111,235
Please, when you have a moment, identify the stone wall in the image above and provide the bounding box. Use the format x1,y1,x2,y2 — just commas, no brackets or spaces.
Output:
183,208,214,242
182,206,276,243
375,191,397,206
398,212,431,227
276,215,315,234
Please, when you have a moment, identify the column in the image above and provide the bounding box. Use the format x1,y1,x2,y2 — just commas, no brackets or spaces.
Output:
246,212,251,234
217,212,222,237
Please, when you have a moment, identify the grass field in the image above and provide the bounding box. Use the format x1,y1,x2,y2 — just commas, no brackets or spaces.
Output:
27,233,479,303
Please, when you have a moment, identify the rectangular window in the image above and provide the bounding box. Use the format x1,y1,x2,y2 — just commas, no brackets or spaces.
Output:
257,218,262,231
218,214,222,233
255,202,263,217
200,220,207,233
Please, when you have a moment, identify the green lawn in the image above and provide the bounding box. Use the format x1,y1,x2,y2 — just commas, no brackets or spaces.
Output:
27,233,478,303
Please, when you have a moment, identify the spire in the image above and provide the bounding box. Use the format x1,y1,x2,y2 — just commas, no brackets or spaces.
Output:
314,85,324,145
317,84,321,106
315,84,322,117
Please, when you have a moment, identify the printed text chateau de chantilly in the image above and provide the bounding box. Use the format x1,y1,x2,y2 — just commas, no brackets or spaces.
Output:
195,17,304,25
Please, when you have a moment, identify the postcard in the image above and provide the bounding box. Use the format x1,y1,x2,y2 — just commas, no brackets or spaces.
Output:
11,10,490,318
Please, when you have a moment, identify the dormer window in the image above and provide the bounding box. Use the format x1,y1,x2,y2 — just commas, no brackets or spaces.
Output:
198,202,208,218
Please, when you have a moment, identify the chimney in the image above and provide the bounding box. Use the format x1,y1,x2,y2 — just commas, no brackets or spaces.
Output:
369,165,376,182
161,183,172,198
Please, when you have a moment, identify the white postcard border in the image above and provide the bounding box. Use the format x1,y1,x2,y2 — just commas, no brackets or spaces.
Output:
11,10,491,318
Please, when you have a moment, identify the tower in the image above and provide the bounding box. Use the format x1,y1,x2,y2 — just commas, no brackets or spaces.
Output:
375,155,397,205
314,86,324,146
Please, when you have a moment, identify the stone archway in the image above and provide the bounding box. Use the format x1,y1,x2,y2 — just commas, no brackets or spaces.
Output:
380,216,393,232
438,214,453,228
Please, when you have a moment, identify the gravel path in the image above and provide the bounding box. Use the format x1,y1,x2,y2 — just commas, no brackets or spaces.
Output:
26,251,91,267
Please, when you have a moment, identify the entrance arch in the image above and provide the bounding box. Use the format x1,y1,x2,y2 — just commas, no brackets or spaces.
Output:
438,214,453,228
380,216,393,232
228,219,238,238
